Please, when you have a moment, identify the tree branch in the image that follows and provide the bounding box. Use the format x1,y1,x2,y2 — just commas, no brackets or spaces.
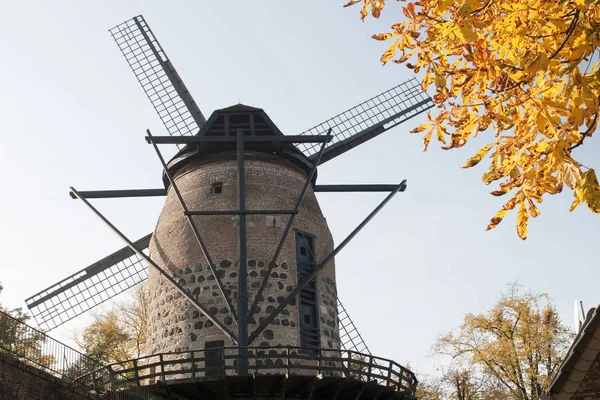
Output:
569,112,598,151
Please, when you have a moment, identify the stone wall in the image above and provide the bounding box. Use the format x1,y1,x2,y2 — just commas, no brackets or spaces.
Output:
146,152,340,368
0,351,99,400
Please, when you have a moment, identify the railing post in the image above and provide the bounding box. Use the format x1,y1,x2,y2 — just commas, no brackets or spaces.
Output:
367,355,372,382
159,354,166,381
133,359,140,386
286,346,291,376
222,346,227,378
386,361,393,387
255,347,259,375
191,351,196,379
346,351,351,378
318,348,322,376
109,367,116,399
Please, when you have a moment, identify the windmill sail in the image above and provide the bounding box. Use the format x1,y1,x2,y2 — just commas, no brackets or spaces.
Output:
25,234,151,331
297,77,434,164
109,16,205,144
337,298,371,354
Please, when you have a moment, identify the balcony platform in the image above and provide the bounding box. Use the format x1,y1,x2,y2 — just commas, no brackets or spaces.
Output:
80,346,417,400
140,374,414,399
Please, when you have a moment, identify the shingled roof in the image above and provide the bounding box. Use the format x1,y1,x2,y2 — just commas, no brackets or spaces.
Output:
544,305,600,400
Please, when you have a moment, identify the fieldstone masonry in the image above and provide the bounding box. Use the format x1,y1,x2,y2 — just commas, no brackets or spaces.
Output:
146,152,340,371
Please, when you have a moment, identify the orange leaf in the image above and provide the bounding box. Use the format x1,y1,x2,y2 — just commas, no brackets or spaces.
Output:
343,0,362,7
372,33,394,41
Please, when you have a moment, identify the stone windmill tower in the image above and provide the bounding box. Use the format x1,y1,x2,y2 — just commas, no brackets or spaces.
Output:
25,16,433,400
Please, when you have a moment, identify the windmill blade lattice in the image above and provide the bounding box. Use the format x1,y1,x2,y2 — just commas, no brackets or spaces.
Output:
25,234,151,331
337,297,371,354
297,77,434,164
109,16,206,146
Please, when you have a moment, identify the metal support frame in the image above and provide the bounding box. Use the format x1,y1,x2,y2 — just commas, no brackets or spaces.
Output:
69,187,237,342
70,184,402,200
147,130,239,324
248,180,407,344
145,135,331,144
185,210,297,216
247,130,331,321
236,129,249,374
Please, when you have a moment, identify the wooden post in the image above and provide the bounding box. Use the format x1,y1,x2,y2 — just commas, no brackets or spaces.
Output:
191,351,196,379
159,354,166,381
133,359,140,386
286,346,291,376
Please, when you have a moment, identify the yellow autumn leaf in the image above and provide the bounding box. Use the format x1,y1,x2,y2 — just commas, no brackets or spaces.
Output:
410,123,433,134
486,208,508,231
528,199,540,218
380,38,400,65
561,162,581,190
455,26,478,43
536,114,546,132
462,143,493,168
343,0,362,7
435,71,446,88
516,201,529,240
423,127,435,151
486,195,519,231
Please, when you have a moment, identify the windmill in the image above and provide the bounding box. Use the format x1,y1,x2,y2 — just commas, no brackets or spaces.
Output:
25,15,433,399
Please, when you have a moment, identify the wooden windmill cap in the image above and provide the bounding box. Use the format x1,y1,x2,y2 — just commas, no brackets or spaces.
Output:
162,104,316,189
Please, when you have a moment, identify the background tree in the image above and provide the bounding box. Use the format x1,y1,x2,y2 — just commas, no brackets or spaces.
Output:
416,376,445,400
345,0,600,239
431,284,572,400
0,282,54,369
75,284,148,365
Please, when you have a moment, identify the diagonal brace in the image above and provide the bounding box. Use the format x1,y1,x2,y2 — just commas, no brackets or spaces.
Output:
146,129,239,324
69,187,237,342
247,130,332,321
248,180,407,344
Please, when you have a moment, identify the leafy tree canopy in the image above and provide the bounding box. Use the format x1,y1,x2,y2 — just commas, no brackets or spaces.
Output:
426,284,573,400
75,285,147,365
346,0,600,239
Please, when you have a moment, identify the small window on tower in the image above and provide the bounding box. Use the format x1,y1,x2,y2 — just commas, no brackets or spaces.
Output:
211,182,223,195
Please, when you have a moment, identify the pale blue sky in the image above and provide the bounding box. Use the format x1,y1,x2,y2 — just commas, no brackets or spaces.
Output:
0,1,598,377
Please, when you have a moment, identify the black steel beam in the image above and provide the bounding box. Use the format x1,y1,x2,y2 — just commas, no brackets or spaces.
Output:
246,131,331,321
248,180,407,344
314,184,406,193
236,129,249,375
145,135,331,144
185,210,298,216
69,189,167,199
67,184,405,200
69,187,237,342
147,130,239,324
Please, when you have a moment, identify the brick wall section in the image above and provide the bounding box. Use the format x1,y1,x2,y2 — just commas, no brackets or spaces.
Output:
146,151,340,360
0,351,99,400
572,349,600,399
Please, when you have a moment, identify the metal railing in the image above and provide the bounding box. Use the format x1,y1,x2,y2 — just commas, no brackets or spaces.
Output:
0,310,106,384
0,310,159,399
77,346,418,397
